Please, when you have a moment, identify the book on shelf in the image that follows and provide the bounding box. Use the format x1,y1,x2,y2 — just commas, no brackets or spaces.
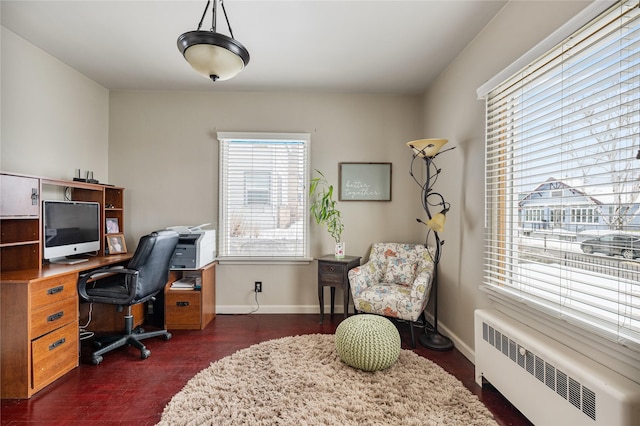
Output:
170,276,201,290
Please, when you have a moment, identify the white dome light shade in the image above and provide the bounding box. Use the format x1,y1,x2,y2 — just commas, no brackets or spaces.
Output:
178,31,249,82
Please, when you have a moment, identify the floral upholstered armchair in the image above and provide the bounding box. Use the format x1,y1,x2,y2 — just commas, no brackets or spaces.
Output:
348,242,436,347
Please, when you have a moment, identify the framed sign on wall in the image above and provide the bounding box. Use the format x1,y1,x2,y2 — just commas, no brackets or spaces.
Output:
339,162,392,201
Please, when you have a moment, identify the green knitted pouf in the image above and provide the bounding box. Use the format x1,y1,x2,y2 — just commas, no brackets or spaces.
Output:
335,314,401,372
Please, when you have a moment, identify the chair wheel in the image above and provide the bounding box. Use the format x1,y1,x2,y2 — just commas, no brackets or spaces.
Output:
91,356,103,365
141,348,151,359
93,341,103,349
163,332,172,341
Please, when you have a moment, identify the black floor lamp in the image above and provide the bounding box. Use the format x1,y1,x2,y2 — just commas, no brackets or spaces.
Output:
407,138,455,351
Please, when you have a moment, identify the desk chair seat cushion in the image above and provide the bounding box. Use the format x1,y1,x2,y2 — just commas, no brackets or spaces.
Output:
84,279,126,299
81,271,134,303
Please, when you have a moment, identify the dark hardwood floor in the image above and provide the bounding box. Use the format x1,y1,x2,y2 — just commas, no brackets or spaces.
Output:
1,314,532,425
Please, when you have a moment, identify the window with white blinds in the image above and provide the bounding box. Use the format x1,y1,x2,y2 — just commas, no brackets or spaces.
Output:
482,0,640,351
217,132,310,260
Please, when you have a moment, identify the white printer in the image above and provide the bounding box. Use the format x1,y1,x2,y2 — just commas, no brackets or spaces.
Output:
167,224,216,269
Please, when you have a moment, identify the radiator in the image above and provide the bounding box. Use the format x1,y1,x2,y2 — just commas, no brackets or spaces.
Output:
474,309,640,426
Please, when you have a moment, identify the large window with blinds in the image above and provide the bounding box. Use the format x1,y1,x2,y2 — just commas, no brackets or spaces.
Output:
217,132,310,260
482,1,640,351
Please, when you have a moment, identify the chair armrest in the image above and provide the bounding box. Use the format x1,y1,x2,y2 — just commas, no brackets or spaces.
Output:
410,267,434,301
348,261,383,296
77,268,139,302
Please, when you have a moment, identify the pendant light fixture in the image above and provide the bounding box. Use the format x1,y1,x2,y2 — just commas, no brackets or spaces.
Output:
177,0,250,82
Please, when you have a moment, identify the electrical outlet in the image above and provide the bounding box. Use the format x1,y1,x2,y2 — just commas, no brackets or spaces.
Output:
254,281,262,292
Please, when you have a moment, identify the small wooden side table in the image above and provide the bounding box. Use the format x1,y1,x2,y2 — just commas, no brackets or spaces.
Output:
164,261,217,330
317,255,361,324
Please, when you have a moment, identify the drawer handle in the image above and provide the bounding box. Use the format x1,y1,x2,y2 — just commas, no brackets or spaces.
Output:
176,301,190,307
328,267,334,272
49,337,66,351
47,285,64,295
47,311,64,322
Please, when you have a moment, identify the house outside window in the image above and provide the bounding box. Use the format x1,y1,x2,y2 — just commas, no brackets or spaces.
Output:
217,132,310,260
481,1,640,352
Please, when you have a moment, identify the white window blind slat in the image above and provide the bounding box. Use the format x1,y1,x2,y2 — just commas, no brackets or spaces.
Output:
483,0,640,352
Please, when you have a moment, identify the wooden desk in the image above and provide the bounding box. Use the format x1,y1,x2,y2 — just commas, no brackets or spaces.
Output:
317,255,361,324
0,254,133,399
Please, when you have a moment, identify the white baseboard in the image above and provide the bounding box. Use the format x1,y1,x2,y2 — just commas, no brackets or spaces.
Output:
422,312,474,364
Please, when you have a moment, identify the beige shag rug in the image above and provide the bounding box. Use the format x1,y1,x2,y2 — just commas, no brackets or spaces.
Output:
158,334,497,426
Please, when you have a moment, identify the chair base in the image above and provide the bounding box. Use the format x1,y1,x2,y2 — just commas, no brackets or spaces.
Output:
409,321,416,348
419,330,454,351
88,312,171,365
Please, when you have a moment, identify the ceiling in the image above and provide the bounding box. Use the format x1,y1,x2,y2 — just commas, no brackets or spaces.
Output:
1,1,507,94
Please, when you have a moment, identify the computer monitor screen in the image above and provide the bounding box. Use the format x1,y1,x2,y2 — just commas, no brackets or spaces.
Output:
43,200,100,264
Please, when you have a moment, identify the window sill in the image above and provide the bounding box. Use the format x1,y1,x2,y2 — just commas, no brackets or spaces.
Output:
217,257,314,265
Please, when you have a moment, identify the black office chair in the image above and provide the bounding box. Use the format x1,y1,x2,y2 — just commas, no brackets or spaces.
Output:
78,230,179,365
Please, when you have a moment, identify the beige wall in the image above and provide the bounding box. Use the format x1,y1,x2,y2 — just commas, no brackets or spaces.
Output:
1,27,109,180
1,25,425,317
420,1,591,357
108,90,424,313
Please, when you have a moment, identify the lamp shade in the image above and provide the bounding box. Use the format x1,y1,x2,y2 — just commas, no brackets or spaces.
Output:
178,30,250,81
426,212,447,233
406,138,448,158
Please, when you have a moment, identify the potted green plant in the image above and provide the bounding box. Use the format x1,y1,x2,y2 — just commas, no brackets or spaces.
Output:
309,169,345,257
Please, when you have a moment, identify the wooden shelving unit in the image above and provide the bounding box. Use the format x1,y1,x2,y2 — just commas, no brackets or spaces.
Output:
104,186,124,240
0,173,41,272
0,172,126,271
42,177,125,256
0,171,130,398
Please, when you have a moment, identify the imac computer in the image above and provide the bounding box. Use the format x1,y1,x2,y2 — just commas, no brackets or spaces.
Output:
43,200,101,264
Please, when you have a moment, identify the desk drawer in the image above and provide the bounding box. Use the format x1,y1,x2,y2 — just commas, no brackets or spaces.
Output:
165,291,201,327
31,321,78,392
31,297,77,338
30,274,77,311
